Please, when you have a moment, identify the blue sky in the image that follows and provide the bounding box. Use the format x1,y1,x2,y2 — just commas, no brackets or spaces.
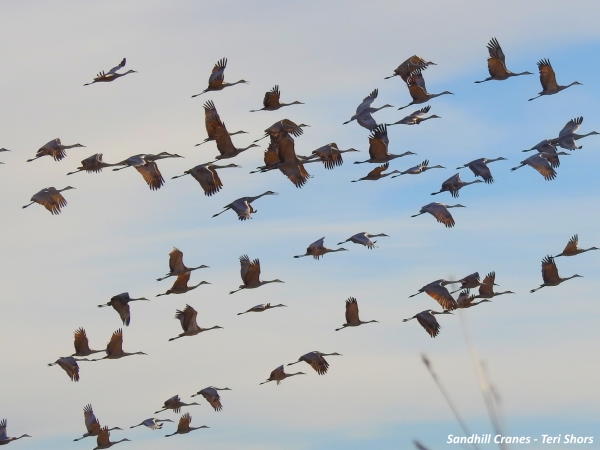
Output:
1,1,599,449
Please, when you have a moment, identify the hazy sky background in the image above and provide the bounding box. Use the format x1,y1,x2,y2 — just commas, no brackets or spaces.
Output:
1,1,600,449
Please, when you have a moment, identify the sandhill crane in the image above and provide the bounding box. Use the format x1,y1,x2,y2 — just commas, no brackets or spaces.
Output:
530,256,582,293
555,234,598,257
397,68,453,110
130,418,173,430
195,100,247,147
337,232,388,249
112,152,183,190
456,157,506,183
521,141,566,168
475,272,515,299
67,154,116,175
154,395,200,414
22,186,75,215
191,58,247,97
287,351,342,375
386,106,441,126
156,248,209,281
230,255,284,294
191,387,231,411
474,38,532,83
237,303,286,315
403,310,452,338
409,280,458,311
93,426,130,449
172,163,239,196
351,162,399,182
98,293,149,326
48,356,91,382
550,116,599,150
528,59,582,101
26,138,85,162
92,329,147,360
72,328,103,357
354,124,415,164
448,272,490,294
212,191,277,221
251,85,303,111
168,304,223,341
431,173,483,197
343,88,393,130
156,272,210,297
294,237,347,259
260,365,305,385
511,153,567,180
303,143,359,169
456,290,489,309
164,413,209,438
212,126,259,160
254,119,309,143
392,159,445,177
411,203,465,228
74,405,121,442
385,55,436,81
0,420,30,445
335,297,378,331
84,58,136,86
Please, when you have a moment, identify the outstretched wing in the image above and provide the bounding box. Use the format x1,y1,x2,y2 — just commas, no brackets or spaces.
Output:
416,312,441,338
356,88,378,113
537,59,558,92
541,256,559,284
74,327,92,355
208,58,227,89
108,58,126,74
169,248,186,273
559,117,583,137
263,85,281,108
106,329,124,355
84,404,100,434
345,297,359,324
563,234,579,254
366,162,389,178
175,304,198,331
135,161,165,190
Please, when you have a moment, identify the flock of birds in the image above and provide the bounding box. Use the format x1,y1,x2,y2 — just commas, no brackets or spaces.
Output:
1,37,598,448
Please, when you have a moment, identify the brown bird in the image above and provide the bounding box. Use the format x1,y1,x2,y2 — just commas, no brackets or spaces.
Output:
191,387,231,411
48,356,91,382
402,310,453,338
22,186,75,215
67,153,116,175
212,126,259,160
409,280,458,311
474,38,532,83
555,234,598,257
385,55,436,81
195,100,247,147
343,88,393,130
98,293,150,326
456,157,507,183
392,159,445,177
27,138,85,162
92,329,147,360
154,395,200,414
431,173,483,197
0,420,31,445
251,85,303,111
254,119,309,143
212,191,278,221
335,297,378,331
74,404,121,442
156,272,210,297
93,426,130,449
550,116,599,151
112,153,183,190
191,58,247,97
129,418,173,430
84,58,136,86
164,413,209,438
172,163,239,196
351,162,399,182
475,272,515,299
294,237,348,259
287,351,342,375
303,143,359,169
456,290,489,309
168,304,223,341
237,303,286,315
397,67,453,110
411,203,466,228
354,124,415,164
156,248,209,281
260,365,305,385
386,106,441,126
529,59,582,101
511,153,566,180
337,232,388,249
72,328,104,357
229,255,284,294
521,141,567,169
530,256,582,293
